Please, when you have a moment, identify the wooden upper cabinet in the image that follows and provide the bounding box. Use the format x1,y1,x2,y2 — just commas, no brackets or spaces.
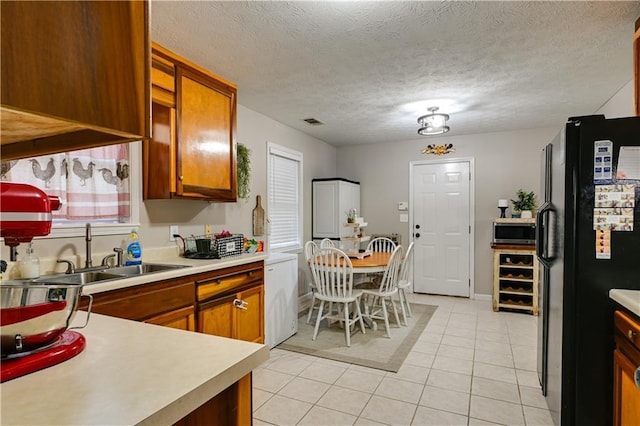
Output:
0,1,150,160
634,18,639,116
144,43,238,202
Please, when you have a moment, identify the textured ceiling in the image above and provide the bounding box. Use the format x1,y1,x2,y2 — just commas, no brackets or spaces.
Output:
151,1,640,146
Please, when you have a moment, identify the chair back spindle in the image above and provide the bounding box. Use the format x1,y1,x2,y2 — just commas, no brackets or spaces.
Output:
320,238,336,249
367,236,396,253
310,248,354,299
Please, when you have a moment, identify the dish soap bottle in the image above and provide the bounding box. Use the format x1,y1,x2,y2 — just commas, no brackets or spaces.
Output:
20,242,40,279
125,229,142,266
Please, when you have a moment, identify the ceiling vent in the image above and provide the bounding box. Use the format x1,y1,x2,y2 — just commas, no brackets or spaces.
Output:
302,118,324,126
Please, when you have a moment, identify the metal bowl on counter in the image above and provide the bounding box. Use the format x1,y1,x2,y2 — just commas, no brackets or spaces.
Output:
1,281,92,358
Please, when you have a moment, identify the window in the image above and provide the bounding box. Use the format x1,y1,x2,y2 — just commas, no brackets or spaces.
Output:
267,143,303,252
0,142,140,238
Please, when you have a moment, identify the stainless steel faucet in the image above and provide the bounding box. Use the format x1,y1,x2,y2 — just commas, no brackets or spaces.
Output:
85,223,92,269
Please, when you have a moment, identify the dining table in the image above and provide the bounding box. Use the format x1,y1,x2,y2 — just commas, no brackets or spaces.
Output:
311,249,394,333
348,251,392,274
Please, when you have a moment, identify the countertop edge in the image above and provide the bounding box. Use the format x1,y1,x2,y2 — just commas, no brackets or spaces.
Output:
609,289,640,317
0,313,271,425
140,344,270,425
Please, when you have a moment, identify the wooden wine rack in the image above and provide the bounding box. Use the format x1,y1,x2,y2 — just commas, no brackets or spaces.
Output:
492,246,539,315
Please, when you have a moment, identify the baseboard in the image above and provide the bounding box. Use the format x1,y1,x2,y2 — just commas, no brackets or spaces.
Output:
298,293,313,313
474,293,492,301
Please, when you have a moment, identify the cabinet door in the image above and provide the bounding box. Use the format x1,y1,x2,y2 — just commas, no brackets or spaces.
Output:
1,1,150,159
313,181,340,238
235,285,264,344
145,306,195,331
613,348,640,425
144,101,176,199
198,294,235,339
177,67,237,201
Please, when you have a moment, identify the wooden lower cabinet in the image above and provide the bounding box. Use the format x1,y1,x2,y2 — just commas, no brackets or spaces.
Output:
192,261,264,426
613,310,640,425
79,261,264,425
79,278,195,329
197,284,264,344
175,374,252,426
144,305,196,331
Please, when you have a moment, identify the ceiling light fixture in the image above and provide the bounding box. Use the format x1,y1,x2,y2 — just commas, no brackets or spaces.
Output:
417,107,450,136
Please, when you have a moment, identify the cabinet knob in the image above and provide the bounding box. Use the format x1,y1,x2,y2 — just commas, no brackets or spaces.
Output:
635,366,640,389
628,329,637,340
233,299,248,310
179,175,184,181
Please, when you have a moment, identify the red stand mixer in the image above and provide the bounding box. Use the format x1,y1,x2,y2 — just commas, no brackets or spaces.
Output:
1,182,88,382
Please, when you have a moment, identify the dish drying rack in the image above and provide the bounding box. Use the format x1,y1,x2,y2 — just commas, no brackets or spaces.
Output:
176,233,244,259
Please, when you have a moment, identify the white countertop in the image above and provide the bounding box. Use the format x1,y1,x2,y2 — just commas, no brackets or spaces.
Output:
609,289,640,317
81,252,268,295
0,311,269,425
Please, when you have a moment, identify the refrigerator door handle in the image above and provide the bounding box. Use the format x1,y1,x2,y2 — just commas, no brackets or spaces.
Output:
536,201,554,263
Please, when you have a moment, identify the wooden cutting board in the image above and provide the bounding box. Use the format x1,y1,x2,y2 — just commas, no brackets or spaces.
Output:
252,195,265,236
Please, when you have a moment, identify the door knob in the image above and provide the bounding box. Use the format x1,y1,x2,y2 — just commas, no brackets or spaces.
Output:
415,233,421,238
415,224,421,229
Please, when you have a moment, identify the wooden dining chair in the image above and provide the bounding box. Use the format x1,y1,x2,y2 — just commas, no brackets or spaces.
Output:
361,244,403,338
397,241,414,326
304,240,321,324
309,247,366,347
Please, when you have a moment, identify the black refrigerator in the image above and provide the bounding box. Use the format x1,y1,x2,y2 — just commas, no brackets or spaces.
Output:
536,114,640,425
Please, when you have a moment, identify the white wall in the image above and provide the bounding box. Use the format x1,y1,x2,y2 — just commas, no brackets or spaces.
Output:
596,80,634,118
336,127,557,296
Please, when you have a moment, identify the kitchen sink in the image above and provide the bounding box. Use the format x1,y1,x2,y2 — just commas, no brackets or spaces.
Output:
33,263,189,285
106,263,188,276
35,271,124,285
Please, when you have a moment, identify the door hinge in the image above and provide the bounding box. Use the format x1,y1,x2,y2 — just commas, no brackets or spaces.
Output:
469,279,471,287
469,225,471,234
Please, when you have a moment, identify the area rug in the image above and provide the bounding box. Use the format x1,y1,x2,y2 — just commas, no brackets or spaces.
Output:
277,303,437,372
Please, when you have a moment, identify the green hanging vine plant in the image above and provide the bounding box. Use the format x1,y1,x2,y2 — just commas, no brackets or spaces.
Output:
237,143,251,199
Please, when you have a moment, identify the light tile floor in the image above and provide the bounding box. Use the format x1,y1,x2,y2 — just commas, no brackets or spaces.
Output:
253,294,553,426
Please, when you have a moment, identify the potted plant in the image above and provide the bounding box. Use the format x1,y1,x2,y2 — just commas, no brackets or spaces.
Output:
511,189,536,218
237,143,251,199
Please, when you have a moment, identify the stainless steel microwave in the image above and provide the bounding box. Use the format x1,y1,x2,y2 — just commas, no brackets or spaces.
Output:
492,220,536,245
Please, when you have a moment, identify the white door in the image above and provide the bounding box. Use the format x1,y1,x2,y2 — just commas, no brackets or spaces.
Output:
411,160,472,297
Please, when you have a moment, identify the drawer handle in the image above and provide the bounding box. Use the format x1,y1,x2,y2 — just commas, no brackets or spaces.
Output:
214,279,222,285
628,329,637,340
233,299,248,310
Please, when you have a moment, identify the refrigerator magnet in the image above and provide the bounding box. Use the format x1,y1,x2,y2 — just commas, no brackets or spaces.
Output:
595,230,611,259
594,140,613,183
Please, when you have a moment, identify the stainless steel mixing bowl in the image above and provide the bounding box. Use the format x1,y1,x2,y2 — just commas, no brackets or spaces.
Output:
1,281,92,357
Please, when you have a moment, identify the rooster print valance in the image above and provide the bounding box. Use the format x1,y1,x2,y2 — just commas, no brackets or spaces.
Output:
0,144,130,221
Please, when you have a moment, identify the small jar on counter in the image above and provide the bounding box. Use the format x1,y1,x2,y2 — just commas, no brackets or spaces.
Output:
19,242,40,279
